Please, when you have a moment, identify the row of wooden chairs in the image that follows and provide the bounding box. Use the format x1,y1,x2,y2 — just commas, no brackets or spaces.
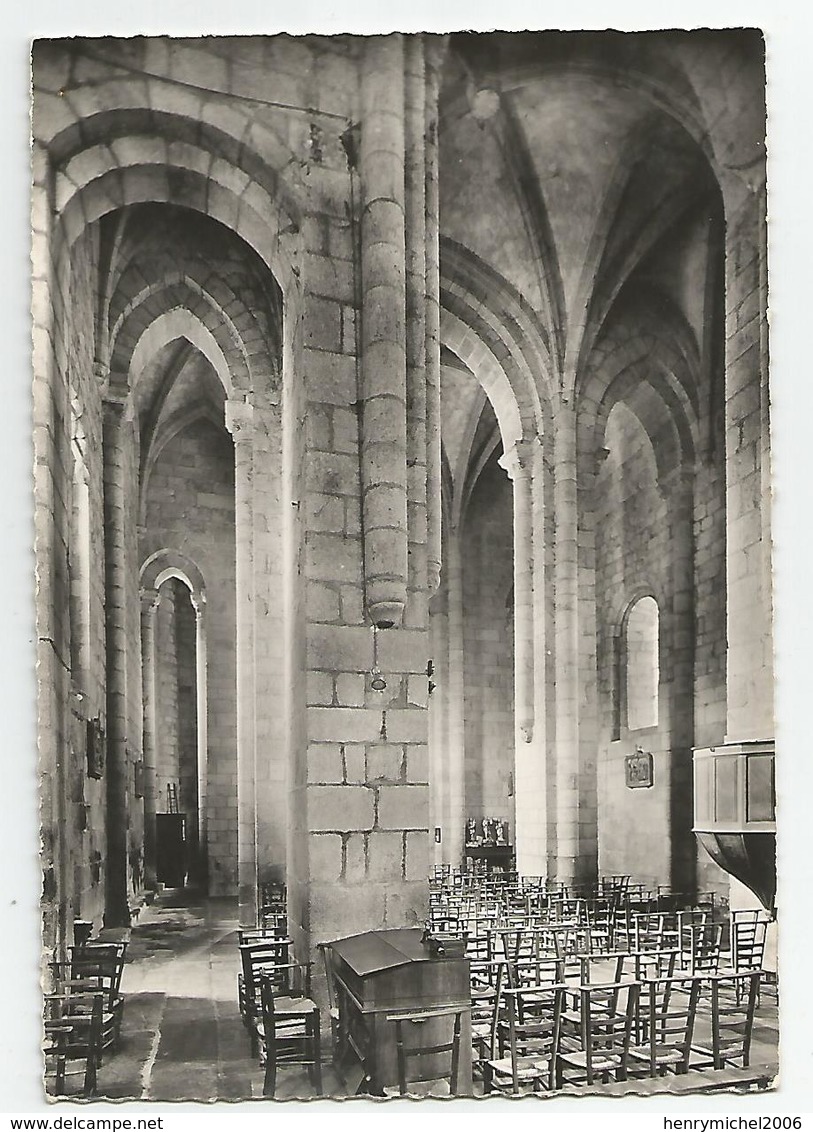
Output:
431,869,720,919
430,876,769,974
343,961,763,1097
475,965,762,1095
43,940,129,1098
239,893,323,1098
436,875,769,1094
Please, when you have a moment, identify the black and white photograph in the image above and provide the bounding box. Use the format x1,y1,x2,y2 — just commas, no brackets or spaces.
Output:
10,4,810,1114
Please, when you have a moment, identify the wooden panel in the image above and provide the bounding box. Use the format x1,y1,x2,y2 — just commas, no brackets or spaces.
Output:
694,755,713,825
746,755,775,822
714,757,739,824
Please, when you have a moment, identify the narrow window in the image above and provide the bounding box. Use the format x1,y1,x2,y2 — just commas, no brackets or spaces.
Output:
625,595,659,731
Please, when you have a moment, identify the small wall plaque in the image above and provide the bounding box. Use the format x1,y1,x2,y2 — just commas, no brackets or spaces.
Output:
625,749,653,789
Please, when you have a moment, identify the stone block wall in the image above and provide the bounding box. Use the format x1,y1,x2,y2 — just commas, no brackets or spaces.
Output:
291,53,433,950
304,620,431,941
36,214,112,944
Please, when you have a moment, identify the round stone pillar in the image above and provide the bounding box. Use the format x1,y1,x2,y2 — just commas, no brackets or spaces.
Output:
360,34,409,629
444,528,466,865
405,34,428,622
424,38,444,597
499,438,538,745
191,592,209,888
225,399,257,927
552,403,580,887
140,589,159,894
101,385,132,928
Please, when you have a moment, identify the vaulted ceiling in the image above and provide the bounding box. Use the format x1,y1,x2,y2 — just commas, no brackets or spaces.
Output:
437,31,730,517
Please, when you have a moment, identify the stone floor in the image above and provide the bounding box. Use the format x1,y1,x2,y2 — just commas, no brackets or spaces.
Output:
75,889,779,1103
92,889,338,1102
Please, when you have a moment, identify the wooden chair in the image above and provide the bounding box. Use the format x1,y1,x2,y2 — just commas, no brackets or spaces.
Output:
385,1006,464,1097
556,980,640,1086
631,912,671,952
43,991,104,1097
258,968,322,1097
691,971,761,1071
239,925,289,944
259,881,286,912
681,920,723,976
628,975,701,1077
730,910,769,1001
484,973,565,1094
582,900,614,953
55,942,127,1057
238,938,295,1054
258,882,287,933
469,958,502,1081
560,952,629,1035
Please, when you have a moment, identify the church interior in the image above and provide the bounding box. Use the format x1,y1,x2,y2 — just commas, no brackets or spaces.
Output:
32,29,777,1100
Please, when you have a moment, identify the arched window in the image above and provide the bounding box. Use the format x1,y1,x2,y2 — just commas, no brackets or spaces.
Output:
625,595,659,731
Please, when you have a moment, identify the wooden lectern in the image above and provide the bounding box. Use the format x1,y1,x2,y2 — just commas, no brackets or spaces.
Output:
329,928,472,1095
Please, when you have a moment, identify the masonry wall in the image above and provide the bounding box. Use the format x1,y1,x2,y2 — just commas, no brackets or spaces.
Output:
36,218,111,945
594,403,676,891
302,322,432,938
141,418,237,894
462,459,514,830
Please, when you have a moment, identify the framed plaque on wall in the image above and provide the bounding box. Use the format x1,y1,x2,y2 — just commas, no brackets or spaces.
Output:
625,749,653,789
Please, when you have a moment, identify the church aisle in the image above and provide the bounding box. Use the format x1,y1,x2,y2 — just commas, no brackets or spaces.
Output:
94,891,337,1102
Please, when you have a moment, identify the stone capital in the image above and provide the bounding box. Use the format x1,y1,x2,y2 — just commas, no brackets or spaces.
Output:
139,588,160,616
97,363,129,407
498,435,541,480
225,399,255,439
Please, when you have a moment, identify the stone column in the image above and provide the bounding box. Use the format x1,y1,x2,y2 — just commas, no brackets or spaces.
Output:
360,34,409,629
101,384,132,927
140,589,159,893
661,468,696,887
429,591,447,863
499,439,537,745
552,403,580,886
251,394,287,885
405,34,428,626
424,39,443,597
191,592,209,888
721,175,772,743
504,436,549,875
718,172,773,940
225,399,257,927
445,529,466,865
